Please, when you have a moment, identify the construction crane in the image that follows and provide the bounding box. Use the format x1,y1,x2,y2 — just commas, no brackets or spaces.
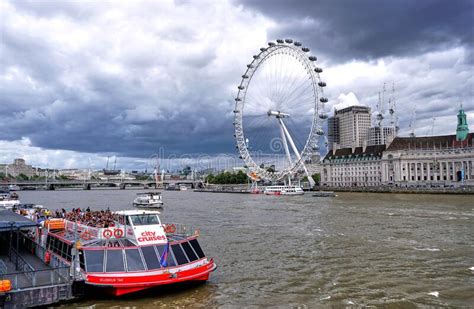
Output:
409,106,417,137
431,117,436,136
388,82,398,132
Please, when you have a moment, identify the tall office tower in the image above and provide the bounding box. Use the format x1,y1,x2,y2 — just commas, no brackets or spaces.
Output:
335,106,371,148
327,116,340,151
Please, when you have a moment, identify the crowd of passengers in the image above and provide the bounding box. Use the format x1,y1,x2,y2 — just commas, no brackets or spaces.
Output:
53,207,118,228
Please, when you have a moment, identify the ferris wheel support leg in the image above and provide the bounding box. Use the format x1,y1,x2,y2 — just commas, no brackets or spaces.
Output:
279,120,293,186
279,119,316,188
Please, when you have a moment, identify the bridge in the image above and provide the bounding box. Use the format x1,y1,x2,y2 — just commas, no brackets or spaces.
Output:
2,179,204,190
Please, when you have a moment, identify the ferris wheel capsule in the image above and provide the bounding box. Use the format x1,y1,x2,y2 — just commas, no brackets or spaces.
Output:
320,97,328,103
309,56,317,61
318,82,326,87
268,42,276,46
238,85,245,90
294,41,302,46
302,47,310,52
315,67,323,73
285,39,293,43
247,64,254,68
319,113,328,119
316,129,324,135
276,39,284,44
260,47,267,52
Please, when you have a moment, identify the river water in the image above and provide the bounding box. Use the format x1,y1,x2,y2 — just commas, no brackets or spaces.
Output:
19,190,474,308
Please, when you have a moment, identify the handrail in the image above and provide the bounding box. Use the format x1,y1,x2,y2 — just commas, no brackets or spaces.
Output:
162,223,200,238
0,259,6,275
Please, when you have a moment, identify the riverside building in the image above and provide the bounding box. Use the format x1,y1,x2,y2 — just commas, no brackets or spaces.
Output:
321,106,473,187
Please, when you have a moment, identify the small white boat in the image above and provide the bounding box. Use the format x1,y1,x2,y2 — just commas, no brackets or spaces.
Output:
133,192,163,208
179,185,188,191
0,191,20,208
264,185,304,195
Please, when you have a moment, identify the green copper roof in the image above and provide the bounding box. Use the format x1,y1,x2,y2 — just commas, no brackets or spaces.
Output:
456,105,469,141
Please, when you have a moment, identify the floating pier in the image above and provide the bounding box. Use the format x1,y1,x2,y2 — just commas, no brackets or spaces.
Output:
0,210,80,308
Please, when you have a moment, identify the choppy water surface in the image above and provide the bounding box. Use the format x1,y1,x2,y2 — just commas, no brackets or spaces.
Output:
20,190,474,307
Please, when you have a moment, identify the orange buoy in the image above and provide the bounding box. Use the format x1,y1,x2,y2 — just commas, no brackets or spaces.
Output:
0,280,12,292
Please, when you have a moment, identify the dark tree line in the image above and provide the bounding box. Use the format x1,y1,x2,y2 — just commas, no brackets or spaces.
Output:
205,170,249,184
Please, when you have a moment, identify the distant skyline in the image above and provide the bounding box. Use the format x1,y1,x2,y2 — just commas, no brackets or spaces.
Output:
1,0,473,170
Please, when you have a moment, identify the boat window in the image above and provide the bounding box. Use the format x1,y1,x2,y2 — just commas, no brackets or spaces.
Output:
141,246,161,270
155,245,176,267
85,250,104,272
106,249,125,272
79,249,85,270
129,214,160,226
171,244,189,265
189,239,205,258
125,249,145,272
181,241,198,261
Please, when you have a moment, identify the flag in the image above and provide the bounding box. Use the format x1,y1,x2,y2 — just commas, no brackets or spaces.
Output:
160,242,169,267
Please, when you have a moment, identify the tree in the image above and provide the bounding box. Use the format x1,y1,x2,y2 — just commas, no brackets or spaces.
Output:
312,173,320,185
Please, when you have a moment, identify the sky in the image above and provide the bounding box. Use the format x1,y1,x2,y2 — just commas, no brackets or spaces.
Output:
1,0,473,171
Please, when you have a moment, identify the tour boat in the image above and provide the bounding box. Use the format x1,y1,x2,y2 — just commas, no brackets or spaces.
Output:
38,210,216,296
263,185,304,195
179,185,188,191
133,192,163,208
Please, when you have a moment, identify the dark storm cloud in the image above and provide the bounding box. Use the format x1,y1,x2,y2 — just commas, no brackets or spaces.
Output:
1,0,472,168
1,0,259,159
239,0,474,63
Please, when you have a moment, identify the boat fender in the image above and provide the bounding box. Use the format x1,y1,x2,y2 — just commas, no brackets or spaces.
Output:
45,251,51,264
81,231,91,241
114,229,123,238
103,229,113,239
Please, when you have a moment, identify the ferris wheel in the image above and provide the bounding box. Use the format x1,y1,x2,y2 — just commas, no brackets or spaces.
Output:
233,39,328,185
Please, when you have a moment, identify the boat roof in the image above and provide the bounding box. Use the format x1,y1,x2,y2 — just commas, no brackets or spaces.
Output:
114,209,161,215
0,209,38,231
136,192,161,195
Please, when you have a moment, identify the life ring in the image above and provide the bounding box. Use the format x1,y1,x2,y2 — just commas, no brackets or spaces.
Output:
165,224,176,234
103,229,113,239
81,231,91,241
114,228,123,238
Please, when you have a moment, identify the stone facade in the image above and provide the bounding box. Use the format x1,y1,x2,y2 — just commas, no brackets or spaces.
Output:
321,134,473,187
321,145,385,187
381,134,473,186
0,158,36,177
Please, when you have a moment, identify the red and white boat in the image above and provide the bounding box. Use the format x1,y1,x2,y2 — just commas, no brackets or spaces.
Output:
39,210,216,296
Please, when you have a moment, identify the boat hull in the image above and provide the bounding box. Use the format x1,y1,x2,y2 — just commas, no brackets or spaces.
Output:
85,259,216,296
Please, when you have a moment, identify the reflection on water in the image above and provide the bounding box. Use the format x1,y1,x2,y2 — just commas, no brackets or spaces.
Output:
20,190,474,307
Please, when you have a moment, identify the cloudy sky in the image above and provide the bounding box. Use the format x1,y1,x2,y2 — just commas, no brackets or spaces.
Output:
1,0,473,170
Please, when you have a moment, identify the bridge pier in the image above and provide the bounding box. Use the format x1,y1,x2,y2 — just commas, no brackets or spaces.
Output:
47,184,55,191
120,183,126,190
83,184,91,190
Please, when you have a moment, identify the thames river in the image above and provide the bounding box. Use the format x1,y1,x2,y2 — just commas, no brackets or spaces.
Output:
20,190,474,307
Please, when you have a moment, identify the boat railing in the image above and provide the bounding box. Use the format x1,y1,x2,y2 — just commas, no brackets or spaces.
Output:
63,220,127,241
162,223,200,238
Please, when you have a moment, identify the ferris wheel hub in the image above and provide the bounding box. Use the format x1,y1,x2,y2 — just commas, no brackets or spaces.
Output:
267,110,290,118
